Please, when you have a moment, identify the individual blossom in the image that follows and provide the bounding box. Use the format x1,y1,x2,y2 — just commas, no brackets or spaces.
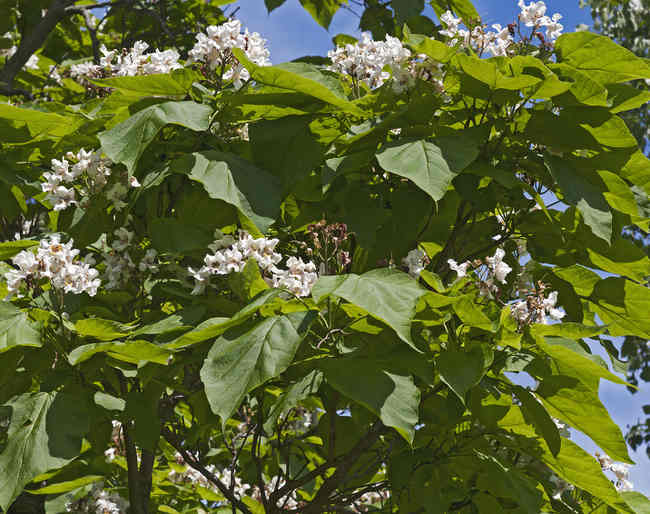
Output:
448,258,471,278
271,257,318,297
187,19,271,89
510,289,565,326
3,235,100,298
596,453,634,492
403,248,427,277
518,0,547,27
327,33,411,90
485,248,512,284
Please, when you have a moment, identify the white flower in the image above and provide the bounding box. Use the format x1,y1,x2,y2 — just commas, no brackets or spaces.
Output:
448,258,471,278
24,54,39,70
485,248,512,284
188,19,270,89
328,32,411,90
541,13,563,40
403,249,426,277
128,176,141,188
518,0,547,26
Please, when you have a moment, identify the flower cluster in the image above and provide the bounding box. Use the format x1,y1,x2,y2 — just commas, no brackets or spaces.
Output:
70,41,182,81
189,231,317,297
64,482,128,513
596,453,634,491
41,149,117,211
328,33,411,90
4,236,100,298
187,19,271,88
510,289,565,326
439,0,563,56
99,227,158,290
448,248,512,297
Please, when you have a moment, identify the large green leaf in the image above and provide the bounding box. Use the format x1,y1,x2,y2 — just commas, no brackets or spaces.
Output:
555,32,650,84
513,386,561,457
545,154,612,243
200,311,314,426
167,289,282,349
232,49,363,115
437,347,484,404
263,370,323,433
312,269,428,351
0,240,38,260
456,55,541,90
91,69,199,97
0,392,90,511
169,151,282,234
622,492,650,514
553,264,601,297
98,101,213,172
542,438,633,513
320,357,420,443
0,302,41,354
537,375,632,463
590,277,650,338
376,138,478,202
74,318,131,341
68,340,172,366
0,104,83,139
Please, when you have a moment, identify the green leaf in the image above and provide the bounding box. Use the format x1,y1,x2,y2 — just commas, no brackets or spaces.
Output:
90,69,199,97
264,370,323,433
590,277,650,339
74,318,131,341
0,104,83,139
98,101,213,173
0,392,90,511
228,259,270,302
150,218,215,254
169,151,282,234
392,0,424,23
68,340,171,366
555,32,650,84
201,312,314,426
232,49,363,115
541,438,633,513
606,83,650,114
437,347,484,403
537,375,632,463
320,357,420,443
513,386,560,457
430,0,478,21
376,138,478,202
265,0,286,11
298,0,344,29
553,264,601,297
545,154,612,243
167,289,282,350
453,295,496,332
622,491,650,514
93,391,125,412
457,55,542,91
406,35,457,63
0,302,41,353
29,475,103,494
0,240,38,260
312,269,428,351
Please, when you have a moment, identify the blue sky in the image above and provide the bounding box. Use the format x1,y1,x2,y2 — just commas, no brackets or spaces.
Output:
231,0,650,495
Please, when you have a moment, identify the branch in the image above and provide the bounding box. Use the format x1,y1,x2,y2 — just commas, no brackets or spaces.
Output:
0,0,74,92
161,427,253,514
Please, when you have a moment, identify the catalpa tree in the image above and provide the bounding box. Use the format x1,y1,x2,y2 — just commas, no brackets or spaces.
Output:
1,0,650,512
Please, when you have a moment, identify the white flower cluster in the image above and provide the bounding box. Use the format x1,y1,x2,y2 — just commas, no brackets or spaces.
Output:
65,482,129,513
518,1,564,40
440,11,514,57
189,231,317,297
100,227,158,290
187,19,271,89
448,248,512,296
70,41,182,81
596,453,634,492
4,236,100,298
41,149,115,211
328,32,412,90
403,248,427,277
510,290,565,326
439,1,563,56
